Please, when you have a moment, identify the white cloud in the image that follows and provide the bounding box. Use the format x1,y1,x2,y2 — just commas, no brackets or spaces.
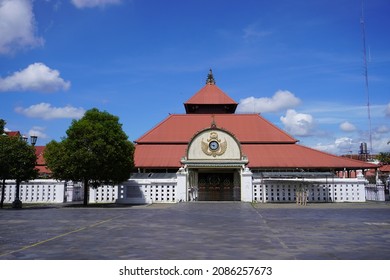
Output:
385,103,390,117
314,137,354,154
0,63,70,93
376,125,389,134
28,126,48,139
335,137,354,150
340,121,356,132
372,138,390,153
237,90,301,113
71,0,121,8
0,0,44,54
280,109,315,136
15,103,85,120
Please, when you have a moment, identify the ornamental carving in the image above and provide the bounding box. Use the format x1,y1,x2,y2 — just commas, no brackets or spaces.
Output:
201,131,227,157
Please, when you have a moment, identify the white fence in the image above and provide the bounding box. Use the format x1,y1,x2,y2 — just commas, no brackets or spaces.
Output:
365,184,386,201
89,184,118,203
253,179,366,203
115,176,178,204
1,179,66,203
0,176,385,204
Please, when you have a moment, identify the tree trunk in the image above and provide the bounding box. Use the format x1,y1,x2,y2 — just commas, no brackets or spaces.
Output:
83,178,89,206
0,179,5,208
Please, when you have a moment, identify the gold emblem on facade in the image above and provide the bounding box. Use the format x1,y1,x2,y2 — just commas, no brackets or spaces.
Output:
201,132,227,157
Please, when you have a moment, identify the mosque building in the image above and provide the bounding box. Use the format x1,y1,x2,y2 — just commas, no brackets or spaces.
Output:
116,70,377,204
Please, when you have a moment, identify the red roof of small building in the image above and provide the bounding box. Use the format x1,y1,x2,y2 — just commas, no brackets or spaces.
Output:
379,165,390,172
5,131,21,137
33,146,52,175
35,146,46,165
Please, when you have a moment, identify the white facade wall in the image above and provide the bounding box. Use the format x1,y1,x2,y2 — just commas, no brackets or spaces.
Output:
365,184,386,201
1,180,66,203
253,178,367,203
116,178,178,204
89,184,119,203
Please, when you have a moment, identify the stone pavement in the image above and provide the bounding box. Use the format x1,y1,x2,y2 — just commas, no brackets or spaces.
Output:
0,202,389,260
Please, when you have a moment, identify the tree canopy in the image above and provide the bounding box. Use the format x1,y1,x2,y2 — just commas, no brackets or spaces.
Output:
44,108,134,205
377,152,390,165
0,119,5,134
0,134,38,208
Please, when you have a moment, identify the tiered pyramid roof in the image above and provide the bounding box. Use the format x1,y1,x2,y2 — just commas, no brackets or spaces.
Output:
134,72,376,170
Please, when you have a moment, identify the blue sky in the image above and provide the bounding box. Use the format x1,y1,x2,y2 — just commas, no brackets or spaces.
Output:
1,0,389,156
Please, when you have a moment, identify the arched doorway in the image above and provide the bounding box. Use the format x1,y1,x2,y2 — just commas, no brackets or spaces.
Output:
188,169,241,201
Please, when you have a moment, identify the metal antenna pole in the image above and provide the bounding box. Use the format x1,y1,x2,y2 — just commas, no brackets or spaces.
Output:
360,0,373,155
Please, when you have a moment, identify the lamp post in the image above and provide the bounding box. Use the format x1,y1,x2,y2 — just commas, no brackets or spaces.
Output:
0,133,7,208
20,135,37,145
12,134,38,209
30,135,38,146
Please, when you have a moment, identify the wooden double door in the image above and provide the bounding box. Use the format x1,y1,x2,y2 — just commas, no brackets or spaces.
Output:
197,173,235,201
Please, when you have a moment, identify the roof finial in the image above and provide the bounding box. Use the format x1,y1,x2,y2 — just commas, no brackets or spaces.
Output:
206,69,216,85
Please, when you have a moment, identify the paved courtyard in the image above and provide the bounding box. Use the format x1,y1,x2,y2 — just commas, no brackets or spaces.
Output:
0,202,389,260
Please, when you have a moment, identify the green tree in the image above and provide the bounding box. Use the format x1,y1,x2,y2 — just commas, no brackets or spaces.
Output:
0,135,38,208
0,119,5,134
44,108,134,206
377,152,390,165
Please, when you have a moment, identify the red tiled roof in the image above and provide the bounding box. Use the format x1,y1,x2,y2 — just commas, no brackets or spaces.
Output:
136,114,297,144
5,131,21,137
184,84,238,105
134,144,186,168
134,113,377,169
134,143,376,169
242,144,376,169
380,165,390,172
33,146,52,174
35,146,46,165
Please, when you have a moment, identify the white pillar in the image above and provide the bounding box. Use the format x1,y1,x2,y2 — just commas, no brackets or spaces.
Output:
241,167,253,202
89,187,96,203
55,182,65,203
176,167,188,202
